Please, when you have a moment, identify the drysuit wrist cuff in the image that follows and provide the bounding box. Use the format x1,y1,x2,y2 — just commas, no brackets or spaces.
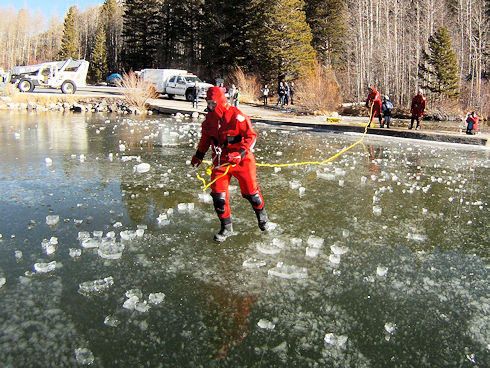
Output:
238,148,247,158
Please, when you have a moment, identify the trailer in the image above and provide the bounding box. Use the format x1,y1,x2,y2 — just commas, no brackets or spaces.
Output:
9,59,89,94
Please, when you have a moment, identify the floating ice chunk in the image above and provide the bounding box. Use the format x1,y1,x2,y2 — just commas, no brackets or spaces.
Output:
69,248,82,258
330,243,349,255
198,193,212,203
272,238,286,249
44,157,52,166
329,254,341,264
384,322,396,334
120,230,137,241
271,341,287,353
373,206,382,216
119,144,126,152
338,179,344,187
46,215,60,226
290,238,302,247
307,235,324,248
276,151,283,156
361,176,368,184
242,258,267,268
41,239,56,255
123,295,139,310
79,154,85,162
135,300,151,312
257,319,275,330
377,266,389,277
324,333,348,346
104,315,120,327
289,180,301,190
93,230,103,238
274,167,281,173
106,231,115,238
134,162,150,173
0,276,5,288
74,348,94,365
14,250,23,261
299,186,306,195
342,229,350,238
98,239,124,260
78,277,114,295
335,168,346,176
34,261,57,273
81,237,100,249
149,292,166,305
268,262,308,279
306,247,320,258
317,172,336,181
407,233,427,242
157,213,170,226
136,229,145,237
257,243,281,255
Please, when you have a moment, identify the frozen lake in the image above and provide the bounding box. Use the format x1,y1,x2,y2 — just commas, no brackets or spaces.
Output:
0,111,488,367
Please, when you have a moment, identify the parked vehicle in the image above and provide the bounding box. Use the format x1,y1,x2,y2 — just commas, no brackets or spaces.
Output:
7,59,89,94
140,69,213,101
106,73,122,86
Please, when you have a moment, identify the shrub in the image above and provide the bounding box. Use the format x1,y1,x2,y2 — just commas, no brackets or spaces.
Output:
228,67,261,104
295,62,342,114
119,70,158,111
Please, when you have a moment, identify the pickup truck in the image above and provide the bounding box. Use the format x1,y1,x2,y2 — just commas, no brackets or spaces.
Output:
141,69,213,101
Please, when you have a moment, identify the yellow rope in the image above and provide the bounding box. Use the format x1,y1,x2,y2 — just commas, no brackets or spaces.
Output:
195,121,370,191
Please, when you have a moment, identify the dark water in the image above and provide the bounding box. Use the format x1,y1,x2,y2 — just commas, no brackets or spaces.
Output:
0,111,488,367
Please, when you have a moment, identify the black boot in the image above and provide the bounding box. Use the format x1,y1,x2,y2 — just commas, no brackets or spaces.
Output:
214,217,233,242
254,208,269,231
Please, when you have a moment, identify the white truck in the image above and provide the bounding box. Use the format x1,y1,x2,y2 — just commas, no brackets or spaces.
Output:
8,59,89,94
140,69,213,101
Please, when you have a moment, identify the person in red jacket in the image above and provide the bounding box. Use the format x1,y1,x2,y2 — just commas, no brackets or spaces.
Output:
465,111,479,135
191,86,269,241
409,89,426,130
365,85,382,127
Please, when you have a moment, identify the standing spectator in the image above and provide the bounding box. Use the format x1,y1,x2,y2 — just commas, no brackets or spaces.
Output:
261,85,269,105
233,87,240,107
219,82,227,95
409,89,426,130
289,81,295,105
381,95,394,128
284,82,290,105
228,84,237,105
465,111,479,135
190,81,200,109
276,82,286,107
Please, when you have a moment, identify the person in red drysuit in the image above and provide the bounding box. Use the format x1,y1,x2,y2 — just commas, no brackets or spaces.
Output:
409,89,426,130
191,86,269,241
465,111,479,135
365,85,382,127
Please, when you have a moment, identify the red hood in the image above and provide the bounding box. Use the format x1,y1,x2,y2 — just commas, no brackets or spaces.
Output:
206,86,229,117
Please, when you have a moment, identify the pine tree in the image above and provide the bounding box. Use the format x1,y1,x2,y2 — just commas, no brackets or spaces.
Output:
58,6,79,60
419,26,460,99
305,0,347,70
248,0,317,83
90,25,108,82
102,0,123,73
121,0,162,71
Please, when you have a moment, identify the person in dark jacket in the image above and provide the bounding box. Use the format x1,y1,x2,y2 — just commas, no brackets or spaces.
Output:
381,95,394,128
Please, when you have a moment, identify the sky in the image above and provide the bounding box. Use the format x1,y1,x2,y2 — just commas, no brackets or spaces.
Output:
4,1,103,19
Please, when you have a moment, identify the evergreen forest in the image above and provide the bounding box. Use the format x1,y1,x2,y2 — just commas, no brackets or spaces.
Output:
0,0,488,114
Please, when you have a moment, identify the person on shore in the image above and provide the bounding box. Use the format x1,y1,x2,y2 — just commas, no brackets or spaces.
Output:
190,86,269,242
276,82,286,107
232,87,240,107
289,81,295,105
465,111,479,135
284,82,290,105
365,85,381,127
191,81,200,109
228,84,236,105
261,85,269,105
381,95,393,128
409,89,426,130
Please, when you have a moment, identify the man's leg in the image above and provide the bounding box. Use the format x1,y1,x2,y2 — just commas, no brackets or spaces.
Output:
211,170,233,242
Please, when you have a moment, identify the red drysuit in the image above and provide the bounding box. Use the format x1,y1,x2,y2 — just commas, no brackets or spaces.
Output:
366,86,380,107
192,87,265,221
411,93,426,118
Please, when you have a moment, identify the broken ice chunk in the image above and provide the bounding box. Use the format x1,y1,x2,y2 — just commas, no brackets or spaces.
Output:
329,254,341,264
44,157,52,166
46,215,60,226
69,248,82,258
324,333,348,346
242,258,267,268
306,247,320,258
307,235,324,248
33,261,57,273
78,277,114,295
120,230,137,241
123,296,139,310
406,233,427,242
384,322,396,334
74,348,94,365
257,319,275,330
148,292,166,305
14,250,23,261
98,239,124,260
104,315,120,327
373,206,382,216
134,162,150,173
377,266,389,277
267,262,308,279
257,243,281,255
